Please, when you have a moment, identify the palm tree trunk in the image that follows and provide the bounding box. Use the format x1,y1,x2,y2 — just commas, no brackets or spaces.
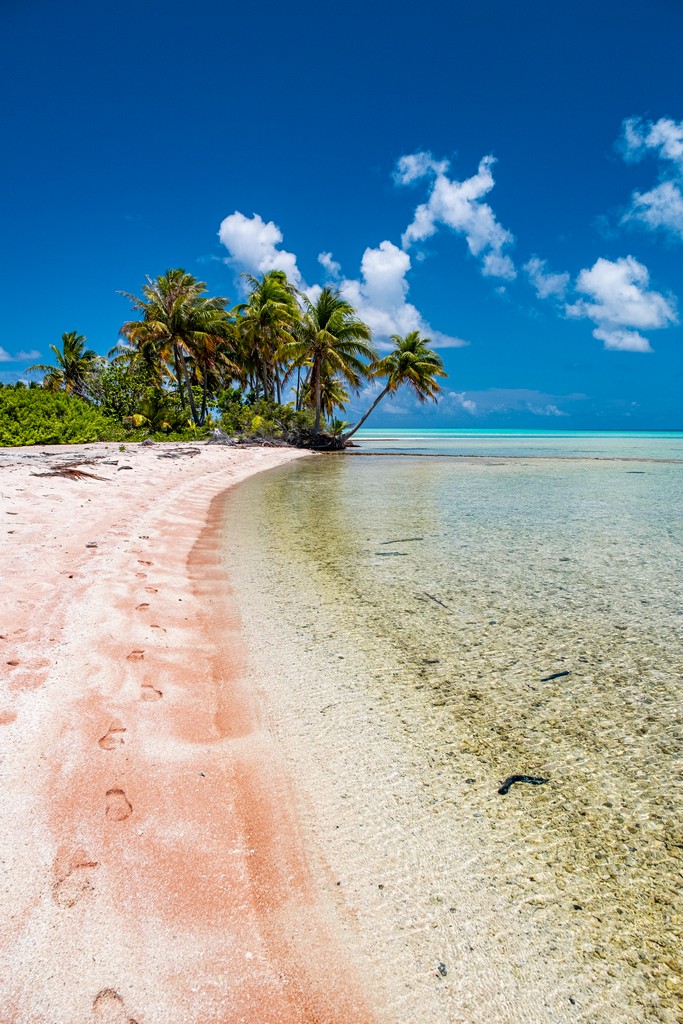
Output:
295,365,301,411
312,359,322,434
342,385,391,442
173,344,186,409
200,370,208,426
179,350,200,425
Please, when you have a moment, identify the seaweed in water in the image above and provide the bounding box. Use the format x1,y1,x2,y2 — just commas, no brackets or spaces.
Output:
498,775,548,795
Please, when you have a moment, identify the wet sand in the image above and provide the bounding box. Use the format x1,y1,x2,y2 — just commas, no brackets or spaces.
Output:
0,442,379,1024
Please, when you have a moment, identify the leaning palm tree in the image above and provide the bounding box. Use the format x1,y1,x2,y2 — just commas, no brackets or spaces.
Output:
289,288,375,433
27,332,100,398
342,330,446,441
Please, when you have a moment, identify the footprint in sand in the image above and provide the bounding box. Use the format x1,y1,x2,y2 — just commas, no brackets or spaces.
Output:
150,624,166,633
52,848,99,908
98,720,126,750
126,650,145,661
135,572,147,580
144,586,158,594
105,789,133,821
140,681,162,702
92,988,139,1024
137,560,152,566
135,603,150,612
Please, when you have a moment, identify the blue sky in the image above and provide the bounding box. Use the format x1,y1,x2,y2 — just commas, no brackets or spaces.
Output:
2,0,682,428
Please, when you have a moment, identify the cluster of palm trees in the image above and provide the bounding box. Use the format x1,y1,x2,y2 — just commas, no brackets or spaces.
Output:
29,268,447,440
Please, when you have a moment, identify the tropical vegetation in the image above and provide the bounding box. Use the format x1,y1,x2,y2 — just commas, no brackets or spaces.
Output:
5,268,447,447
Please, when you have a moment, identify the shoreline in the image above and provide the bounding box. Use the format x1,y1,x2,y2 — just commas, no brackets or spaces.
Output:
0,442,379,1023
224,455,682,1024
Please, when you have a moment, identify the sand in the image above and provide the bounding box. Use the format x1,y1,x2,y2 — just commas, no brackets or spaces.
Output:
0,441,380,1024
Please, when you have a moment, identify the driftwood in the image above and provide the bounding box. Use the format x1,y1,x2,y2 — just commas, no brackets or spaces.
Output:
423,592,450,610
156,448,202,459
380,537,424,545
31,466,109,481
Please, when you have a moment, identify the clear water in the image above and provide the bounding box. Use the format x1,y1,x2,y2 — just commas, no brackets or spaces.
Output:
226,434,683,1022
354,428,683,460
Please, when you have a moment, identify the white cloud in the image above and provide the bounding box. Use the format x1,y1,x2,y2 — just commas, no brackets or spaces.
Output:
566,255,676,353
218,211,467,349
624,180,683,241
318,251,341,278
447,391,478,414
0,347,40,362
524,256,570,300
618,117,683,241
339,240,467,349
393,151,450,185
397,152,516,279
442,387,581,417
592,327,652,353
218,211,303,286
620,116,683,168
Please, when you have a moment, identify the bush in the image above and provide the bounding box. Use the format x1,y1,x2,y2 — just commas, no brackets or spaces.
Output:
87,363,151,420
218,396,314,440
0,386,120,446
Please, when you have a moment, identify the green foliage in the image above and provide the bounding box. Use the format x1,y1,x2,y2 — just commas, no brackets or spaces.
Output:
11,269,448,449
87,362,152,420
0,385,119,446
219,397,314,439
27,331,101,397
0,383,212,446
123,386,195,434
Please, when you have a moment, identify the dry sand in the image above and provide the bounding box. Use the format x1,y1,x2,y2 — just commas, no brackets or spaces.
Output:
0,441,381,1024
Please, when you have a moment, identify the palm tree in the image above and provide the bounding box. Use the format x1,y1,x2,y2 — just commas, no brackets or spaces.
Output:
342,330,446,441
289,288,375,433
188,298,242,425
299,371,350,421
120,270,234,426
27,332,100,398
233,270,301,402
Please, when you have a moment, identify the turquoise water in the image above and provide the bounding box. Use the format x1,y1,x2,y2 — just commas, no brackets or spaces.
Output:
227,433,683,1022
354,428,683,460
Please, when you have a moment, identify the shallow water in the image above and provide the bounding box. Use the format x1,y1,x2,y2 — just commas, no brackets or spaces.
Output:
226,440,683,1023
354,429,683,460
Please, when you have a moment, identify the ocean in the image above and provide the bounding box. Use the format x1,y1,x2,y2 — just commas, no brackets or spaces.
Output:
224,431,682,1023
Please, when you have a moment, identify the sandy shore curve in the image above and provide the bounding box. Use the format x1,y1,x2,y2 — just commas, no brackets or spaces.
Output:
0,442,379,1024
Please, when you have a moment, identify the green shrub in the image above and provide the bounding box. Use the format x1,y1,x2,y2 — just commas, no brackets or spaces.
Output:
218,397,314,439
87,363,151,420
0,386,121,446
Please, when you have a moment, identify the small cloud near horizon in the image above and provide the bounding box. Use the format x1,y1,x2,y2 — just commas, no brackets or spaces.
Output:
0,347,40,362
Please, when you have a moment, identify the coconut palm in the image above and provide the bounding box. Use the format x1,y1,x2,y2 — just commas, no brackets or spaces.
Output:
342,330,446,441
27,332,100,398
299,371,350,421
188,299,242,425
233,270,301,401
120,270,234,426
289,288,375,433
